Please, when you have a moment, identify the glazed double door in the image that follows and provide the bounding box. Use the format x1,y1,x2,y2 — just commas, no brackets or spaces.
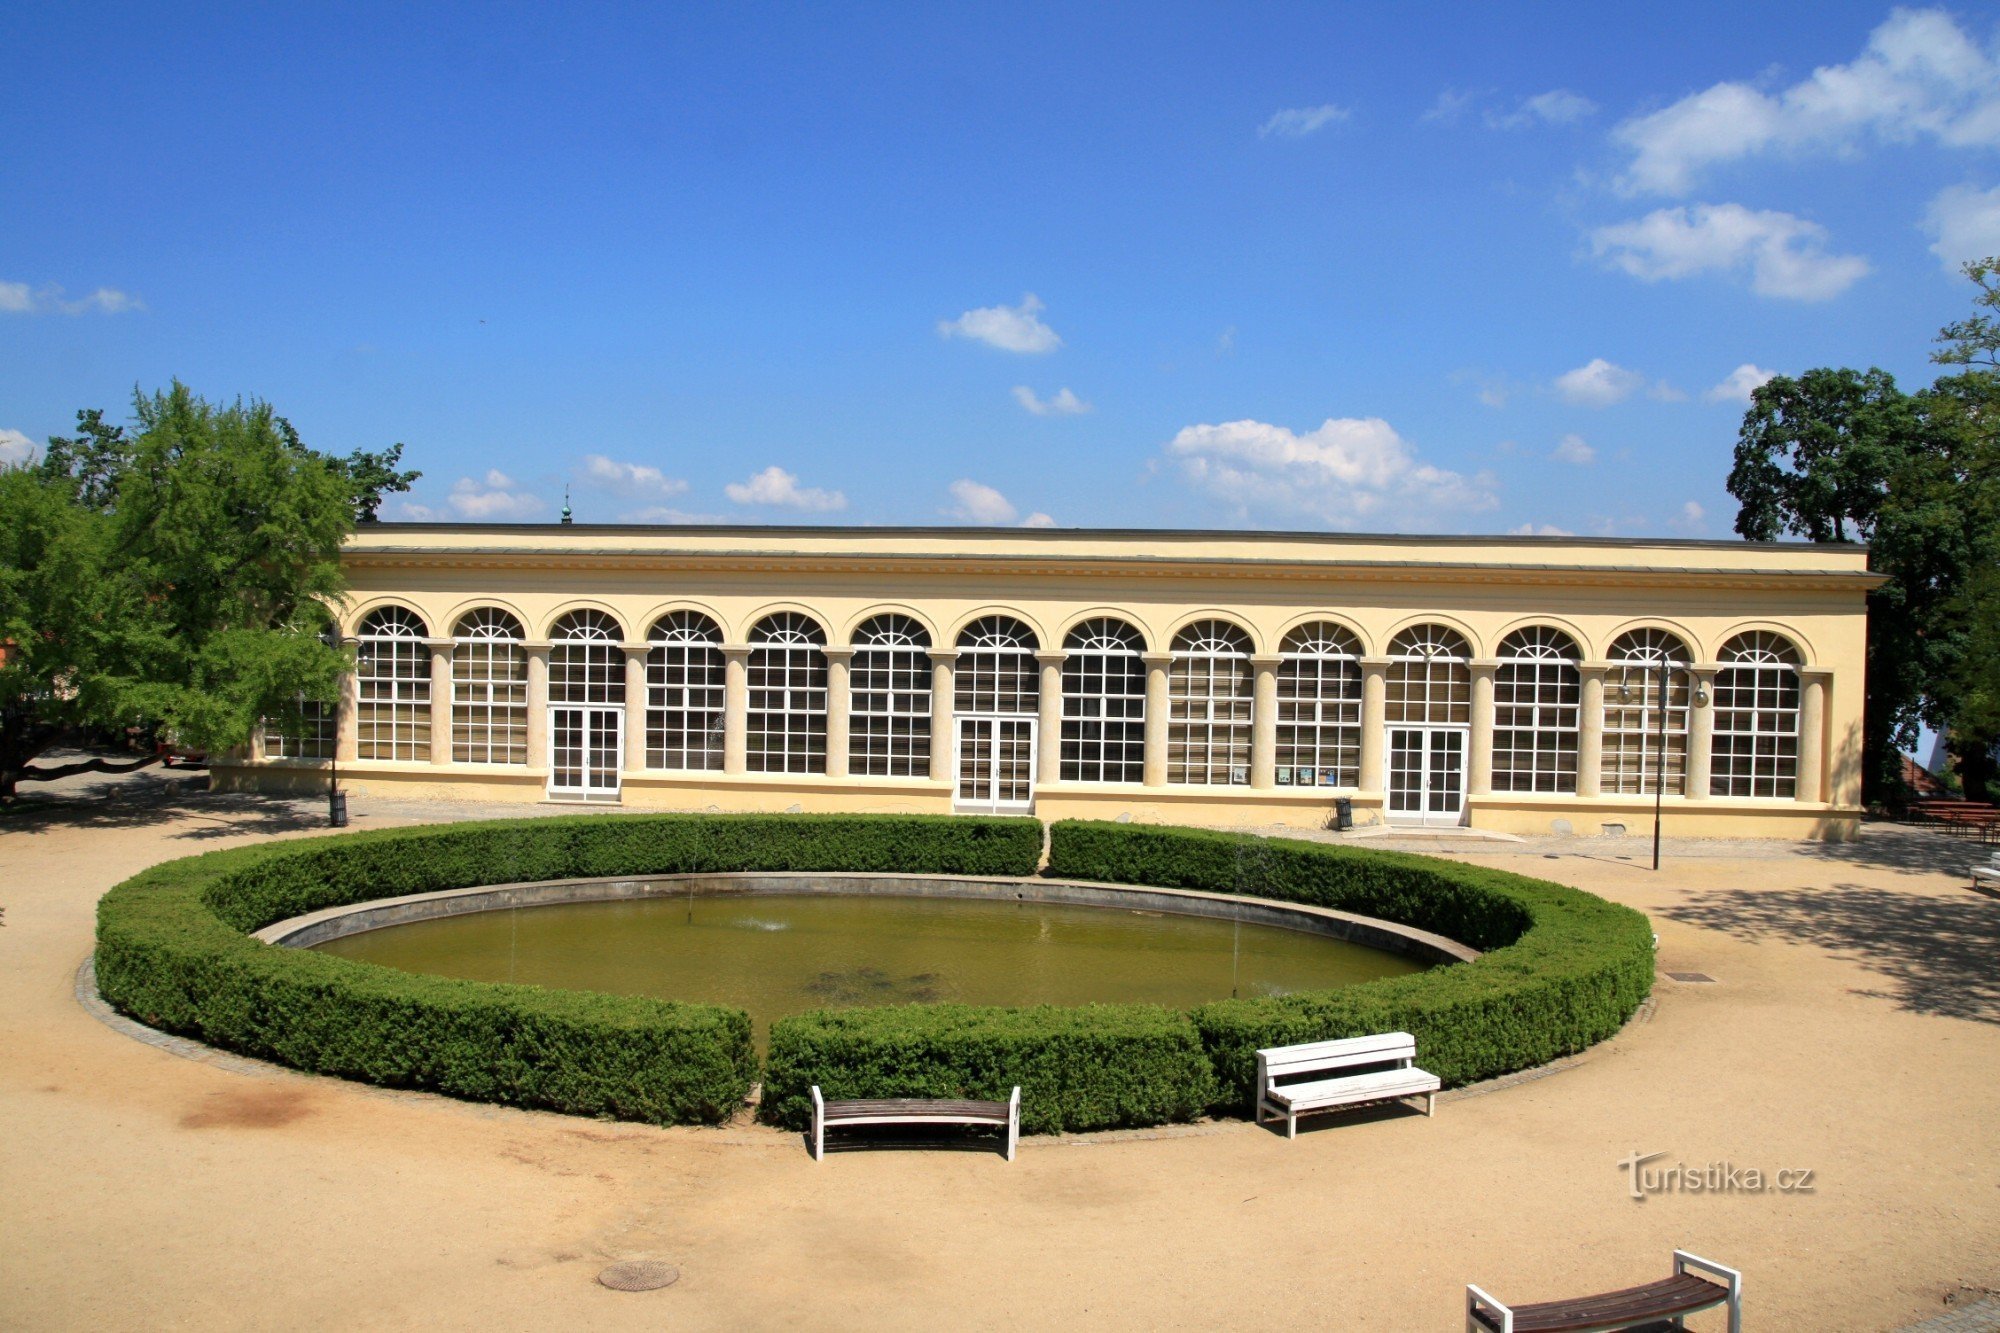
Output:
1386,726,1466,826
956,716,1035,814
548,705,623,801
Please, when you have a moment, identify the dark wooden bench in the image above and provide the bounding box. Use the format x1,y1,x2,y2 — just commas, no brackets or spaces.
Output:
1466,1250,1741,1332
1910,800,2000,843
809,1086,1019,1160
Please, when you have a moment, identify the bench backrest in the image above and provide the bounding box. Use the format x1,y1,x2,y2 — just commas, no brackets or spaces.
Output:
1256,1033,1416,1083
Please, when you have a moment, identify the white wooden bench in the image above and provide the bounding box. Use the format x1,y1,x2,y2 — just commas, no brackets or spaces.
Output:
1253,1032,1440,1138
1973,850,2000,892
809,1086,1020,1161
1466,1249,1742,1332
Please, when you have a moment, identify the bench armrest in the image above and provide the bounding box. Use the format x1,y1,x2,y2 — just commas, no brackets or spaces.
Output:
1464,1283,1512,1333
1673,1249,1741,1294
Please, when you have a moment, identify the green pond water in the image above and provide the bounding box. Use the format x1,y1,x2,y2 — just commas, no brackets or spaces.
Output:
315,893,1426,1044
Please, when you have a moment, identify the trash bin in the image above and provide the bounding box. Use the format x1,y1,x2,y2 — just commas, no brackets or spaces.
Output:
1332,797,1354,832
328,789,349,828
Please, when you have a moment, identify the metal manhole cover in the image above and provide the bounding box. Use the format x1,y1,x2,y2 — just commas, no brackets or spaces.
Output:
1666,971,1718,984
597,1260,680,1291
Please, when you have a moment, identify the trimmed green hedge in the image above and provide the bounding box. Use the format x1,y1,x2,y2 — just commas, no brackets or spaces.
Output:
94,813,1042,1125
762,1003,1218,1135
1046,821,1657,1107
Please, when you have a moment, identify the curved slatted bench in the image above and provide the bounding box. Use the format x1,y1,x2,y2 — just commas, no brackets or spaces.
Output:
810,1086,1020,1160
1466,1251,1741,1332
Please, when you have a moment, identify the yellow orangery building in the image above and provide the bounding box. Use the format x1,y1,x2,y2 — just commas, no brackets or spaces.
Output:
219,523,1879,839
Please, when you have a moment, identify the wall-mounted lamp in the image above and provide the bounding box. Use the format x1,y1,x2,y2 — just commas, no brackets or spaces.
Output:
1694,683,1710,707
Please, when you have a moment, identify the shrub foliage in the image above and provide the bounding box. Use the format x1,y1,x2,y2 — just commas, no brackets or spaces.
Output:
94,814,1042,1125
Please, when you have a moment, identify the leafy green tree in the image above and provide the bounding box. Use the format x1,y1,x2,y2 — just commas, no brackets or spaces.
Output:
0,383,418,801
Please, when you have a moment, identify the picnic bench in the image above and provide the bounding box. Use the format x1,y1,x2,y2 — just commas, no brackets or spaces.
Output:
1466,1250,1742,1332
809,1086,1020,1161
1253,1032,1440,1139
1910,799,2000,844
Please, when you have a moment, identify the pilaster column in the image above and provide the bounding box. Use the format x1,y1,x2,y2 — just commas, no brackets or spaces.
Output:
522,643,550,768
1576,664,1607,798
1036,651,1065,786
824,647,853,779
335,652,359,763
428,639,454,765
1797,668,1830,804
1142,652,1172,787
1358,656,1390,794
1687,665,1717,800
929,651,958,785
1467,659,1497,797
722,645,751,776
622,642,650,770
1250,654,1281,789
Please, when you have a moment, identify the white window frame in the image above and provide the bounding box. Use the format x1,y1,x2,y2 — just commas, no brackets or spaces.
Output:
354,605,431,761
1604,629,1691,796
748,612,828,775
1275,622,1362,790
1167,619,1253,785
645,610,726,772
452,607,528,765
1492,626,1580,795
1711,631,1801,799
850,613,932,778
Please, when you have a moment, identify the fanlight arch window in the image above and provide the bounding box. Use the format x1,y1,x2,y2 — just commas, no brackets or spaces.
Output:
1384,625,1471,726
850,614,932,778
549,610,626,705
1276,622,1363,789
355,605,431,761
955,616,1038,716
1711,631,1802,799
1060,617,1146,783
1603,629,1691,796
1167,619,1253,785
646,611,725,771
1492,627,1580,794
748,612,828,774
451,608,527,765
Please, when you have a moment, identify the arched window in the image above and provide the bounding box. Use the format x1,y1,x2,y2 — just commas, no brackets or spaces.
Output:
1604,629,1690,796
851,614,932,777
1168,620,1253,785
262,621,337,761
550,610,626,705
748,612,827,774
1277,622,1362,789
1492,627,1580,794
1385,625,1471,725
1060,617,1146,783
355,606,431,761
452,608,527,764
646,611,725,771
1712,631,1802,798
955,616,1038,714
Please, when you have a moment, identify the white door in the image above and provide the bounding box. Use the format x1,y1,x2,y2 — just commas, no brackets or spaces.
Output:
955,716,1036,814
549,705,624,801
1386,727,1466,826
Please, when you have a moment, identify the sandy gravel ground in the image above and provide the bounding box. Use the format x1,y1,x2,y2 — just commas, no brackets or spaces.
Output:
3,763,1999,1330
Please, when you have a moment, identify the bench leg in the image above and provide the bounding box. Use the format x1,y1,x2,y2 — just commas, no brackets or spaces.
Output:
1288,1107,1297,1140
1426,1092,1436,1117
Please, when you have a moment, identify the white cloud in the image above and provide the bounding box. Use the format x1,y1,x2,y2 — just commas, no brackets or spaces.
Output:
1925,182,2000,268
937,293,1061,354
0,427,36,465
1649,380,1690,402
1552,433,1597,465
442,470,544,520
1164,416,1497,527
1420,88,1482,126
1259,104,1350,138
1486,89,1598,130
580,453,688,496
944,479,1019,524
724,465,847,512
1509,522,1574,536
1668,500,1709,535
1553,358,1648,407
1021,511,1057,528
1011,385,1091,416
1612,8,2000,196
0,280,144,315
1705,363,1779,404
1587,203,1870,300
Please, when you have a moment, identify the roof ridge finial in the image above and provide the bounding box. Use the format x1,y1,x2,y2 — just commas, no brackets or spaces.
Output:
560,485,572,525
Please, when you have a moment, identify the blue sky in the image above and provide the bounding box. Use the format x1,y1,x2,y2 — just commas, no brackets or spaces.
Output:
5,2,1998,536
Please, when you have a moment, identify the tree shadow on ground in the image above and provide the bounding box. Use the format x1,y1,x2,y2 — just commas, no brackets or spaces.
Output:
1659,882,2000,1024
1783,821,1994,878
0,772,330,840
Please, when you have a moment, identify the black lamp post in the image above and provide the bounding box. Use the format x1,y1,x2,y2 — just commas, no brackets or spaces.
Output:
329,635,359,827
1617,659,1704,872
